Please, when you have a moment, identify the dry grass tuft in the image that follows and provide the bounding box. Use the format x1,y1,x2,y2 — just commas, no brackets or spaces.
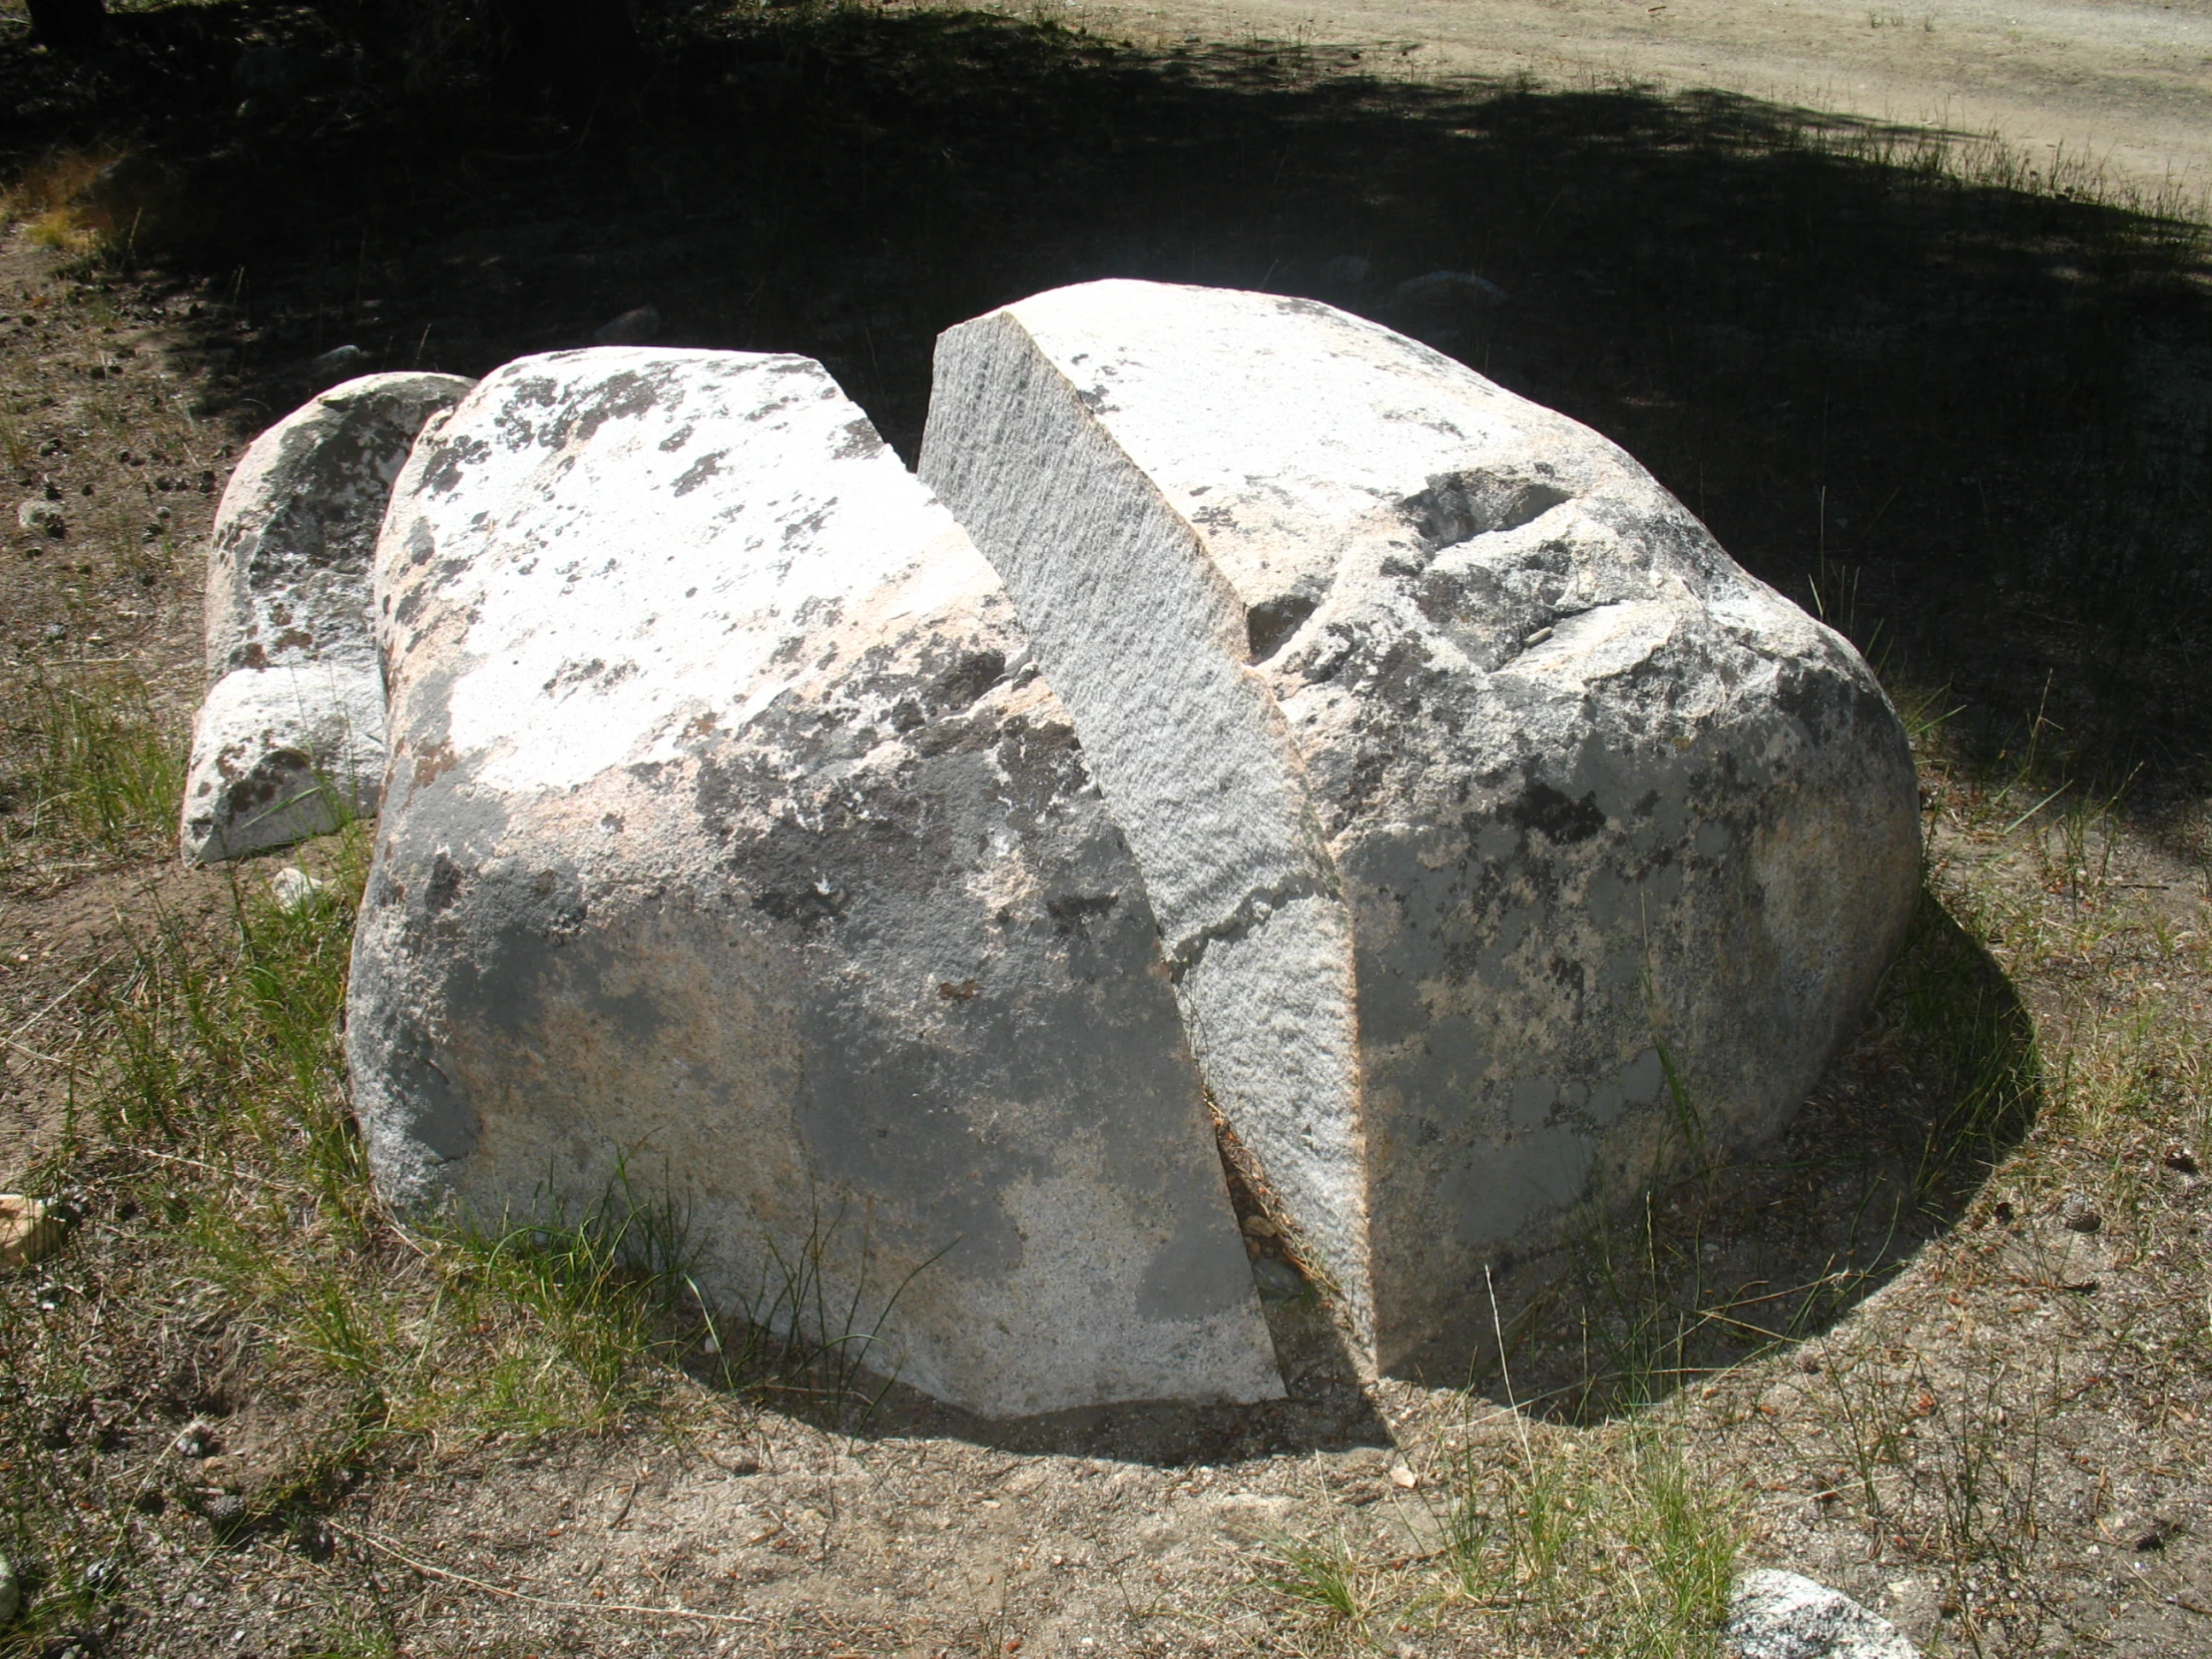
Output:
0,668,185,893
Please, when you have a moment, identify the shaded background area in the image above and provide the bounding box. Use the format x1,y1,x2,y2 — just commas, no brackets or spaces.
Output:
3,0,2206,810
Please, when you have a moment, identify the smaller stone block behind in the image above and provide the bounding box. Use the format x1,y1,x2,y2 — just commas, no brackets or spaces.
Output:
182,371,473,863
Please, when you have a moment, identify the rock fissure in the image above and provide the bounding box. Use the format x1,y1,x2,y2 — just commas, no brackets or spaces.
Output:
1165,873,1336,975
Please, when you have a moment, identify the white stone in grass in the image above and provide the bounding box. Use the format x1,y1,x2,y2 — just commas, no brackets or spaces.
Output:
181,371,474,864
920,279,1921,1376
1723,1569,1922,1659
266,865,327,911
0,1546,17,1624
346,346,1282,1419
16,499,63,536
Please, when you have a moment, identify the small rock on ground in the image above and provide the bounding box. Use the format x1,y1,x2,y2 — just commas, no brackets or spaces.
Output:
266,866,326,911
1251,1256,1306,1301
1724,1569,1921,1659
1393,269,1509,304
16,499,63,535
0,1195,61,1269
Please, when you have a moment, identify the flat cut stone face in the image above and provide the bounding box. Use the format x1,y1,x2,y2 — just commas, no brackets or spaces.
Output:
921,280,1922,1376
346,347,1282,1419
182,372,474,863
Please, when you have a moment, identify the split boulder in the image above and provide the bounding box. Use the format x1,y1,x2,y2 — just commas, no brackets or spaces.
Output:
346,347,1283,1418
182,371,473,863
921,279,1921,1375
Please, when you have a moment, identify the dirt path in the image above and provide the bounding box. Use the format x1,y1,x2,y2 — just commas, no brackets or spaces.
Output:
1086,0,2212,201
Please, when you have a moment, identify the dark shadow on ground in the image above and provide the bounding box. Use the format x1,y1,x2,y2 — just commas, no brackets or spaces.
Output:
815,1287,1399,1463
1488,886,2042,1423
5,1,2206,809
0,0,2160,1445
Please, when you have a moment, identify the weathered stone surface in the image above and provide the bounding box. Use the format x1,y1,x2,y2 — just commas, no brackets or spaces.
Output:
921,279,1921,1373
182,371,473,863
1724,1570,1922,1659
347,347,1282,1418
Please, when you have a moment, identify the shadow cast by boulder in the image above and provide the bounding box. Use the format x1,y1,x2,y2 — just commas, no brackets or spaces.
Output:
4,3,2202,823
845,1289,1398,1465
1476,884,2042,1422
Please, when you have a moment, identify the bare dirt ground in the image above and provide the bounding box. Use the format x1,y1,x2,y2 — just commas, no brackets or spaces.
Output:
1085,0,2212,203
0,3,2207,1656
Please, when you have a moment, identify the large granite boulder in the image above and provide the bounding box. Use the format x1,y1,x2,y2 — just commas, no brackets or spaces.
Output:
920,279,1921,1376
183,372,473,863
346,347,1283,1418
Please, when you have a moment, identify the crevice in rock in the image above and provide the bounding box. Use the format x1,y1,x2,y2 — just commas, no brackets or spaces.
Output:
1166,873,1333,975
1397,471,1572,554
1245,593,1318,663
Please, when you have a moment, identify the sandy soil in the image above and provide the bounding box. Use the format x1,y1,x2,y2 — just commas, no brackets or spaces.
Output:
1083,0,2212,200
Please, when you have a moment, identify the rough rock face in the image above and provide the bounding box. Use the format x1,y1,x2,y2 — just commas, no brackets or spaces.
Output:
183,372,474,862
346,347,1282,1418
1723,1570,1922,1659
921,279,1921,1374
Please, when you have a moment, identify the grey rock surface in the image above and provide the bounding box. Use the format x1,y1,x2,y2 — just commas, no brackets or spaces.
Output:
921,279,1921,1373
347,346,1283,1418
1724,1569,1922,1659
594,304,662,345
182,371,473,863
307,343,367,380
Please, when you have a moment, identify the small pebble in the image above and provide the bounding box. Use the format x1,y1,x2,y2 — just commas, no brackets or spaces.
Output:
2061,1195,2101,1233
1251,1256,1305,1302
